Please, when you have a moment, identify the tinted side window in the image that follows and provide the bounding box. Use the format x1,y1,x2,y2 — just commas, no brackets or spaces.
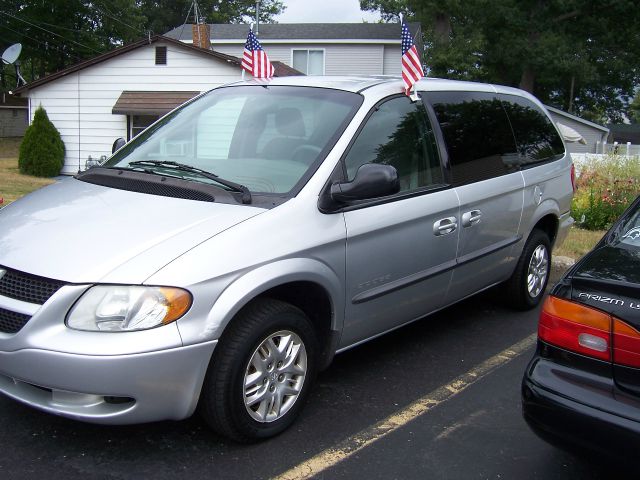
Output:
344,96,442,192
499,94,565,167
427,91,519,186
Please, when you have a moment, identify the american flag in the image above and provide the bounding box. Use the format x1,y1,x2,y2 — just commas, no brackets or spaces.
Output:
401,22,424,95
242,29,275,79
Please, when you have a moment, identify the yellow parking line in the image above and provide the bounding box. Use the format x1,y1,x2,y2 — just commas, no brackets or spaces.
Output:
272,333,537,480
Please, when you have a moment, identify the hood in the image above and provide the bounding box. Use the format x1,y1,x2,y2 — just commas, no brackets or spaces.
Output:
0,179,265,284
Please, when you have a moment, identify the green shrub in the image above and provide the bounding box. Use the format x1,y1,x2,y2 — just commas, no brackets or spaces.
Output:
572,154,640,230
18,106,65,177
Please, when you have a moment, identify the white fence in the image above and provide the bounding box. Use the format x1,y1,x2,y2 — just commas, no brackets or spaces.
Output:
594,141,640,156
571,151,639,174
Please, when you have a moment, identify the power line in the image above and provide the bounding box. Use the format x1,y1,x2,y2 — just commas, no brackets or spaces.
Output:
0,23,61,51
91,2,144,36
0,10,102,54
0,20,96,58
0,34,21,46
3,13,117,42
0,0,139,39
0,10,100,52
32,17,110,37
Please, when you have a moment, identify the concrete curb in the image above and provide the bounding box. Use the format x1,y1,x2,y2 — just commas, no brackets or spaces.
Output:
552,255,576,268
550,255,576,284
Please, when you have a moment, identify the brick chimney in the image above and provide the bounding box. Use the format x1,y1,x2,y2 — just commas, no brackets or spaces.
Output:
192,23,211,50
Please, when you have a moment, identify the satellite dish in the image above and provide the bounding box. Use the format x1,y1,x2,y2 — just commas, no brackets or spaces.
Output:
2,43,22,65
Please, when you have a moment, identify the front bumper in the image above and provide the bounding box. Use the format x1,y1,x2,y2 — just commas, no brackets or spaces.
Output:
522,355,640,459
0,340,217,424
0,283,219,424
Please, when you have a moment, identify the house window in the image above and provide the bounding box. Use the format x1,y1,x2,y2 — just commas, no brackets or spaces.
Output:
292,49,324,75
155,46,167,65
130,115,158,139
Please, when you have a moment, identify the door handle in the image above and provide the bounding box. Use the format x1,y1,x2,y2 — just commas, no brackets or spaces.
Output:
462,209,482,227
433,216,457,236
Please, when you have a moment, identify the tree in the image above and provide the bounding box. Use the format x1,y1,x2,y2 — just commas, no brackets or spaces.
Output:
361,0,640,123
630,94,640,124
19,106,65,177
0,0,145,86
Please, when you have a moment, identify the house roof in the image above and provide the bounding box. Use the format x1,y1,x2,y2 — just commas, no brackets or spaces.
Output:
164,22,422,43
13,35,300,94
607,123,640,144
546,106,609,133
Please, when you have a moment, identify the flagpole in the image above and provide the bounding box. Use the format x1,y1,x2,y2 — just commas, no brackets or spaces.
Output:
399,14,422,100
242,23,255,81
400,13,411,97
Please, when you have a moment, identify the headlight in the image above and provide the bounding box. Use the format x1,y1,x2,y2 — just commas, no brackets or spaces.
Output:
67,286,192,332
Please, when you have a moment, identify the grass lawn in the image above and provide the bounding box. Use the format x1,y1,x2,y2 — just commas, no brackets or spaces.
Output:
554,226,606,260
0,137,54,205
0,137,21,157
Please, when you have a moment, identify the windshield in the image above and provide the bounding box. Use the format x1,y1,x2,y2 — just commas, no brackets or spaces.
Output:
104,86,362,195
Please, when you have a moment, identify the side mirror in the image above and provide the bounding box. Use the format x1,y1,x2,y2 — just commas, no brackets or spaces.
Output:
330,163,399,204
112,137,126,153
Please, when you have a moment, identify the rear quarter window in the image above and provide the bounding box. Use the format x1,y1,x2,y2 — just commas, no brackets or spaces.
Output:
425,91,519,186
618,201,640,248
499,94,565,167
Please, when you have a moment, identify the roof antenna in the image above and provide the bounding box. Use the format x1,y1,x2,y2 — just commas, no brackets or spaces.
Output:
193,0,203,24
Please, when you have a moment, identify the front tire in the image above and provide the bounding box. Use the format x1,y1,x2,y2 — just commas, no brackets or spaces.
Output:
505,229,551,310
199,298,317,442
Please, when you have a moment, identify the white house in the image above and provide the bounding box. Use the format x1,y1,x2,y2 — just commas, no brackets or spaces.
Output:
165,23,422,76
546,106,609,155
13,35,299,174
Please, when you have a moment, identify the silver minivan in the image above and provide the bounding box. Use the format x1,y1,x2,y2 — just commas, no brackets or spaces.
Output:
0,76,573,441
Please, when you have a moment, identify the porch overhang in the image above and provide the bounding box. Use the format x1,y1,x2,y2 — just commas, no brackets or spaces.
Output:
112,91,200,116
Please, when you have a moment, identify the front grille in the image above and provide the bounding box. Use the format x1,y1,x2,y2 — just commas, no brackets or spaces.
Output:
0,266,66,305
0,307,31,334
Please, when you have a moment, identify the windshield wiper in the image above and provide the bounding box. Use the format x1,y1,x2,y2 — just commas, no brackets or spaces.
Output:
127,160,252,204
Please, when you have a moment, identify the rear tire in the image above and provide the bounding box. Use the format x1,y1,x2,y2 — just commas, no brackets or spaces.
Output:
199,298,317,442
505,229,551,310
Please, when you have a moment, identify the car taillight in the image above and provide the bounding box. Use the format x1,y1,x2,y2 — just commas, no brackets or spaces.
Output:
539,296,640,367
570,163,576,192
539,296,611,361
613,319,640,368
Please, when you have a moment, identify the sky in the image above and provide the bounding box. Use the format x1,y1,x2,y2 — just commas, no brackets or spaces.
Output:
274,0,382,23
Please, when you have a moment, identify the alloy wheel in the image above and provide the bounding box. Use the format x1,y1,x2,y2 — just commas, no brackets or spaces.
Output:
527,244,549,298
243,330,307,423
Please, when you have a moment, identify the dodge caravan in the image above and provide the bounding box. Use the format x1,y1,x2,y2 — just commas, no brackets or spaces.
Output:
0,76,573,441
